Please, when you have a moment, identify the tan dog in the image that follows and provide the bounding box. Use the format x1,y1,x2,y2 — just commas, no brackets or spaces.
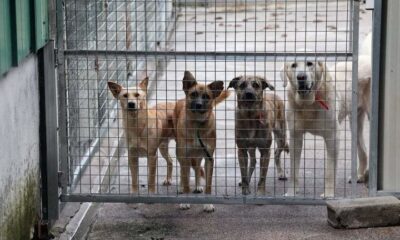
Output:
174,71,229,212
108,75,175,193
281,61,339,198
228,75,288,195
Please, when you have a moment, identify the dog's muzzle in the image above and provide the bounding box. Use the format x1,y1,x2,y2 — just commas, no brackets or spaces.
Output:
127,102,137,111
190,101,207,114
243,91,256,102
297,73,313,96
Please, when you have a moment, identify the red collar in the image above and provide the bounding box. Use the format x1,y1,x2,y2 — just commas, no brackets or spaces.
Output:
256,112,265,125
315,91,329,110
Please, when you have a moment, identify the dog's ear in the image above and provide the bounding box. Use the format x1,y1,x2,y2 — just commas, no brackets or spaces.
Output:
317,61,327,81
208,81,224,99
139,76,149,91
280,63,290,87
258,77,275,91
182,71,197,95
228,76,241,89
108,81,123,98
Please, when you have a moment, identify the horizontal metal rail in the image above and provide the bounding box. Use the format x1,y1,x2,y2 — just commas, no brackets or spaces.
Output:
61,194,327,205
63,50,353,61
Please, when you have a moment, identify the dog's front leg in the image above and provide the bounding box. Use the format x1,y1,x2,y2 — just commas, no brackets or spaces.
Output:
192,158,204,193
258,147,271,195
285,130,303,197
323,132,338,198
147,150,158,193
128,148,139,193
203,156,215,212
248,148,256,184
238,148,250,195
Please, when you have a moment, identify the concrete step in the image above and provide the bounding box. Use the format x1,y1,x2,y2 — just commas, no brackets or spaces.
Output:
327,196,400,229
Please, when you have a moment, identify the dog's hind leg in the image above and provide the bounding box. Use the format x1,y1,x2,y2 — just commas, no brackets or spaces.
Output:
357,111,368,183
159,141,173,186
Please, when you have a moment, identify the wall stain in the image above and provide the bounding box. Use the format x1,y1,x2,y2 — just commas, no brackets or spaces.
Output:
0,173,39,240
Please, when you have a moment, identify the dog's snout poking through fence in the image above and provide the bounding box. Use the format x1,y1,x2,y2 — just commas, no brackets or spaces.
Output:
127,102,136,110
61,0,364,206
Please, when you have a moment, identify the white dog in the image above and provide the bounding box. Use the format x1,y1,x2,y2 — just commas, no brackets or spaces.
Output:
337,32,372,183
281,61,339,198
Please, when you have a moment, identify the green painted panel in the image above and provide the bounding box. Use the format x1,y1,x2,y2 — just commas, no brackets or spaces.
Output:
0,0,12,75
14,0,32,64
34,0,49,50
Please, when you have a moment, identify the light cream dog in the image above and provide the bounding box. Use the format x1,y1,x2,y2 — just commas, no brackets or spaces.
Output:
281,61,339,198
108,75,175,193
337,32,372,183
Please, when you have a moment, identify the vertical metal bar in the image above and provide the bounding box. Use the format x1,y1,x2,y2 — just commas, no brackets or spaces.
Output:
39,41,59,220
369,0,383,196
56,0,68,195
351,0,360,197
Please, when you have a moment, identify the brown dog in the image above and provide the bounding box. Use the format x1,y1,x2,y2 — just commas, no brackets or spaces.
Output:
108,75,175,193
174,71,229,212
228,75,288,195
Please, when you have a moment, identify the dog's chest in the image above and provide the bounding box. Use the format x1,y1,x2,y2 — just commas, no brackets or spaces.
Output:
236,117,269,147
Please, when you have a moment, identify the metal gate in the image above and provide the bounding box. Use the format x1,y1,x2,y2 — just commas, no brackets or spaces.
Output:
57,0,366,205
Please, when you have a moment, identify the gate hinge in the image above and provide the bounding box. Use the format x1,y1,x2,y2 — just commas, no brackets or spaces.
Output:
54,48,59,67
58,171,66,187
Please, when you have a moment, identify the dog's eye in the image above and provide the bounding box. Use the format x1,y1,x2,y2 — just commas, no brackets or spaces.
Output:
122,93,128,98
306,61,313,67
239,82,246,89
134,93,140,98
252,82,260,89
291,63,297,68
190,91,198,98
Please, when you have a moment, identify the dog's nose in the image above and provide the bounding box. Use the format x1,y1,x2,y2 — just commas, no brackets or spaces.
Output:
195,103,203,109
245,92,255,100
127,102,136,109
297,72,307,81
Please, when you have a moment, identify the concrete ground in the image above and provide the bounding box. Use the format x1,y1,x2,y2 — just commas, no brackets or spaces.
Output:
55,2,400,240
84,203,400,240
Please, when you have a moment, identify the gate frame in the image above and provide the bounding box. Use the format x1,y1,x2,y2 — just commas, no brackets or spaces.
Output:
56,0,362,205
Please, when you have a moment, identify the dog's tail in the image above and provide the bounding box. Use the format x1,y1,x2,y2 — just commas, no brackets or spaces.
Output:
214,90,231,106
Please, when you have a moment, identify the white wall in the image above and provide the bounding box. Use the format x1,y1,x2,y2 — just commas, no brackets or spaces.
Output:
0,55,40,239
380,0,400,192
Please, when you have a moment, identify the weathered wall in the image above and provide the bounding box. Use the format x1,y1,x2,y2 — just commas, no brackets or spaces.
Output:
0,55,40,239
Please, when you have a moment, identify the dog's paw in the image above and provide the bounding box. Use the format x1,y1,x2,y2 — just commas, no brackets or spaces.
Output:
180,204,191,210
278,173,287,181
284,190,295,197
242,187,251,195
320,192,334,199
162,178,172,186
192,186,204,194
203,204,215,213
257,187,266,195
348,175,366,184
